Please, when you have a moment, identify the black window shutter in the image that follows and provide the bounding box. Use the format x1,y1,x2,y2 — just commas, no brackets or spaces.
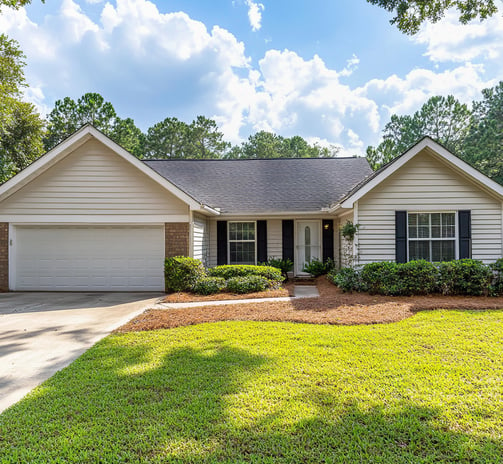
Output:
256,220,267,263
322,219,334,262
217,221,228,265
458,210,472,259
282,220,294,263
395,211,407,263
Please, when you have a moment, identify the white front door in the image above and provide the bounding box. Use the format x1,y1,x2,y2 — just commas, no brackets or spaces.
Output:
296,221,321,275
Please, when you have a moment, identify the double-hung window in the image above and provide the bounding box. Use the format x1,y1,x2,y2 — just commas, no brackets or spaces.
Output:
408,212,456,262
228,222,256,265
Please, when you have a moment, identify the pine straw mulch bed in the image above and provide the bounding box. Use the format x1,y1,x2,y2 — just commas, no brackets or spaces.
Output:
117,277,503,332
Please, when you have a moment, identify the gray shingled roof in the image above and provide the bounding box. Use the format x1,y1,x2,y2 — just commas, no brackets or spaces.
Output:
144,157,373,214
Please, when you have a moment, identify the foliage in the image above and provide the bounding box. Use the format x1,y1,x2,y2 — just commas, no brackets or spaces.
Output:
1,315,503,462
0,34,45,182
366,95,472,170
333,259,498,296
259,257,293,280
43,93,143,155
208,264,283,283
367,0,498,35
464,81,503,185
191,276,226,295
142,115,229,159
328,267,363,292
398,259,438,295
225,275,270,293
302,258,335,277
164,256,206,293
226,130,339,159
438,259,493,296
360,261,401,295
0,1,43,10
340,220,359,241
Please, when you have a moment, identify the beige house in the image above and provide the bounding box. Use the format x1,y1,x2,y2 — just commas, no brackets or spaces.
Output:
0,125,501,291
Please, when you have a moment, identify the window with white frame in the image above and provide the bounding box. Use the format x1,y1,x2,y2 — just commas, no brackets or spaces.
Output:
408,212,456,262
228,222,256,265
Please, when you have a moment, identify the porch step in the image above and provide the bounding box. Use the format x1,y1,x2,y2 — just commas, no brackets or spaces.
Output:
293,286,320,299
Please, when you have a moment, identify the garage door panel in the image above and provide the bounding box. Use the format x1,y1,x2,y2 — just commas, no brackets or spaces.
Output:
14,226,165,291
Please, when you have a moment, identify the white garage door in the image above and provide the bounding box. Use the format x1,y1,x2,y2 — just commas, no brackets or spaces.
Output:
13,225,165,291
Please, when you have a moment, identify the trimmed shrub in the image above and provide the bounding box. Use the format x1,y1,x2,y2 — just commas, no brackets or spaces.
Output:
260,257,293,280
491,258,503,296
303,258,335,277
192,277,226,295
438,259,492,296
398,260,438,296
209,265,283,283
360,261,401,295
164,256,206,293
329,267,363,293
226,275,269,294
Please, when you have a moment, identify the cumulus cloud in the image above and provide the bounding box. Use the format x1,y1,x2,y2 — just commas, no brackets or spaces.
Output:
245,0,264,31
414,8,503,63
1,0,500,155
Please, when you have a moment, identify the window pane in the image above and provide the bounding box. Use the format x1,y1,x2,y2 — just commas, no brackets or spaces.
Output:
229,222,238,241
432,240,455,262
409,240,430,261
408,213,417,239
230,242,255,265
442,213,455,238
431,213,441,238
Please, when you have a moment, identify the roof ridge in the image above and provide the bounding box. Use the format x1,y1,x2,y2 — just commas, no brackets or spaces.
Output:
144,156,365,162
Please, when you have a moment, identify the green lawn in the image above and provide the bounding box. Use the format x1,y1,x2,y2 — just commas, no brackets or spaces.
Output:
1,311,502,463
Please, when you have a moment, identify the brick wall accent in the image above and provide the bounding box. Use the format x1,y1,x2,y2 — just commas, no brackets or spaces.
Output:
0,223,8,291
165,222,190,258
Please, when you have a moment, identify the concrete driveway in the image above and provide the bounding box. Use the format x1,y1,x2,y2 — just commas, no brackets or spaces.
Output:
0,292,162,414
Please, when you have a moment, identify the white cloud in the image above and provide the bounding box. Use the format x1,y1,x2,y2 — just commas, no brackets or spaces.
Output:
1,0,500,155
245,0,264,32
414,8,503,63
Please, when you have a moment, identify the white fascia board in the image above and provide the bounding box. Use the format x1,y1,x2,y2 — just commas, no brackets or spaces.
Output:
0,125,211,211
339,137,503,208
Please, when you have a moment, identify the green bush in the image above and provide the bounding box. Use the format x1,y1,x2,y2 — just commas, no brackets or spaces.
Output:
302,258,335,277
164,256,206,293
329,267,363,293
360,261,401,295
491,258,503,296
226,275,269,294
191,277,226,295
260,257,293,280
438,259,492,296
209,265,283,283
398,260,438,296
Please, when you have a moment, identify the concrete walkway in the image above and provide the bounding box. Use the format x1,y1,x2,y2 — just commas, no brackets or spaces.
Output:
153,285,320,309
0,292,161,414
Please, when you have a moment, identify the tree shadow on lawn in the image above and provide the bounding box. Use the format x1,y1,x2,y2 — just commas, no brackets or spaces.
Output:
0,337,501,463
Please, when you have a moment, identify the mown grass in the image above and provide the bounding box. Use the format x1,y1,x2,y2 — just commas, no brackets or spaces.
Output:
1,310,502,463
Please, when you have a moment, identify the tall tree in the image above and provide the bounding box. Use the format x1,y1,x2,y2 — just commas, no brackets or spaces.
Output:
0,34,45,182
187,116,230,159
464,82,503,185
367,0,498,34
227,131,338,159
44,93,143,155
366,95,472,169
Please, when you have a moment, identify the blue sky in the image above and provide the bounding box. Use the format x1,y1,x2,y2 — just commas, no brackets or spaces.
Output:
1,0,502,155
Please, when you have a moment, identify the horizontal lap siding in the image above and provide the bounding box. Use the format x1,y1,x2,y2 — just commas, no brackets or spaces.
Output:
358,151,502,264
0,139,188,217
267,219,282,259
193,213,209,267
208,219,218,268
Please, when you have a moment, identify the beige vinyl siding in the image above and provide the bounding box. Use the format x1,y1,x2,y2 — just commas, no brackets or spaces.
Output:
0,139,188,219
193,213,209,267
357,150,502,264
267,219,282,259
